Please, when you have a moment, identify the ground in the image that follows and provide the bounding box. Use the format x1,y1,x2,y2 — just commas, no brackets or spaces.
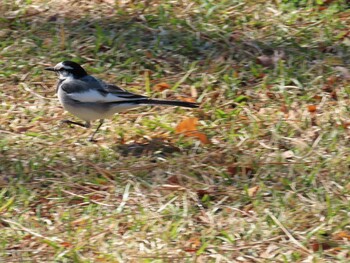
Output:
1,0,350,262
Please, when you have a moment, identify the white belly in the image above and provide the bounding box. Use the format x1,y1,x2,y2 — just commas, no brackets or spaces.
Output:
63,104,112,121
57,88,140,121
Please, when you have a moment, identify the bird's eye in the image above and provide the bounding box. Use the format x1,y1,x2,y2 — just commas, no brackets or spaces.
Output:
59,69,71,77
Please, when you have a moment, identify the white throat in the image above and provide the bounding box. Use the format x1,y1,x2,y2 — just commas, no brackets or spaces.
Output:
59,76,75,86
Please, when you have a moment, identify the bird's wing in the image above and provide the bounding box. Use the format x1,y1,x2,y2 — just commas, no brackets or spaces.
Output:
62,80,148,103
102,84,148,99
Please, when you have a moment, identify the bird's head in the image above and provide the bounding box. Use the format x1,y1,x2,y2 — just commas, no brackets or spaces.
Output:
45,61,88,79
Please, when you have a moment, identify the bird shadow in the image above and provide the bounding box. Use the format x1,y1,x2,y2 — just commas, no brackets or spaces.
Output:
113,138,181,158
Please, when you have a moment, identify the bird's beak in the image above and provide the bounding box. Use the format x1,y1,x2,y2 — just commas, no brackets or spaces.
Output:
45,67,56,72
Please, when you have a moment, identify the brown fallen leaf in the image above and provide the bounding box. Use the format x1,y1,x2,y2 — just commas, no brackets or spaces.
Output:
184,236,201,252
280,104,289,114
153,82,171,92
310,241,335,251
191,131,210,144
307,105,317,113
16,125,35,133
60,241,72,248
334,231,350,240
176,117,210,144
176,96,197,103
166,175,180,185
266,91,276,99
176,117,198,133
227,165,237,175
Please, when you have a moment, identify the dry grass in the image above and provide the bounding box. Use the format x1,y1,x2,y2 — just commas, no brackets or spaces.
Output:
1,0,350,262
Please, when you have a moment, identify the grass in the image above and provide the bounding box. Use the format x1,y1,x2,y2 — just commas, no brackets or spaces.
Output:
1,0,350,262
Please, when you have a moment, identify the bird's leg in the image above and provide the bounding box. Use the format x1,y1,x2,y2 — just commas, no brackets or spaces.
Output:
61,120,90,128
89,119,104,142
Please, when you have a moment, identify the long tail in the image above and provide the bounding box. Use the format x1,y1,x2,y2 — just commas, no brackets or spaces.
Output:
139,99,199,108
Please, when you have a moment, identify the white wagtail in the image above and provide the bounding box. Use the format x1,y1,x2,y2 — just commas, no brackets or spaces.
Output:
45,61,198,141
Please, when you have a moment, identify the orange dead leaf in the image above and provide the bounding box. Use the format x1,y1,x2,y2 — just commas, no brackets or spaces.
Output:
184,237,201,252
308,105,317,113
334,231,350,240
188,237,201,247
60,242,72,248
248,186,259,197
191,131,210,144
176,117,198,133
176,118,210,144
153,82,171,92
176,96,197,103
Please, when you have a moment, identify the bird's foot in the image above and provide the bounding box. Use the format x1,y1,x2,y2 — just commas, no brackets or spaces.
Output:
88,137,98,143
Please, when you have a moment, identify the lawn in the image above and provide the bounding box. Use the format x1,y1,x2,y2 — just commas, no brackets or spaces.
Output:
1,0,350,262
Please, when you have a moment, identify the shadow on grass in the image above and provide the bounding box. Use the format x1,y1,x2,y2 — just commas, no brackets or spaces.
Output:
113,138,180,157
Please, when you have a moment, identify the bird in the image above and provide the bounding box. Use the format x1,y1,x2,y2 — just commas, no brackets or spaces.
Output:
45,61,199,141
